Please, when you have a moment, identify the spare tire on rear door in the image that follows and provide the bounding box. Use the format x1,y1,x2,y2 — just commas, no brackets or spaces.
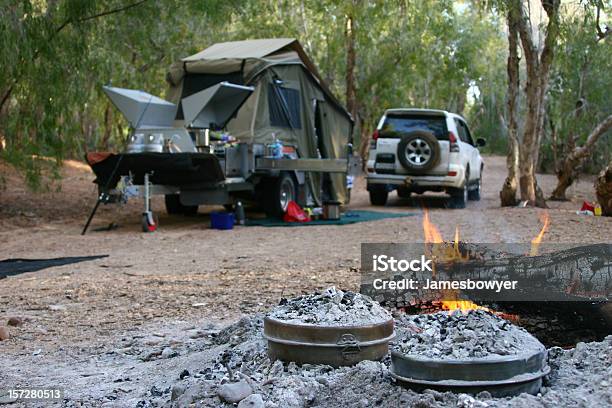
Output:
397,130,440,173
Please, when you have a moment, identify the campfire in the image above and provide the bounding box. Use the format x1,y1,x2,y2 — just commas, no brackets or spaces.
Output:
392,209,611,348
421,208,490,313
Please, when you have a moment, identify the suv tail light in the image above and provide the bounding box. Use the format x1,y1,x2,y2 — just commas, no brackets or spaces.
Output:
449,131,460,152
370,129,379,149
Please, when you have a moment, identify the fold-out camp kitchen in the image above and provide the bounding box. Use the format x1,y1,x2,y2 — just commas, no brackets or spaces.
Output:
84,38,357,232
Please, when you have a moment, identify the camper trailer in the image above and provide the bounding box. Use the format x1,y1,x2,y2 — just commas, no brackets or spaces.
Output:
86,39,356,232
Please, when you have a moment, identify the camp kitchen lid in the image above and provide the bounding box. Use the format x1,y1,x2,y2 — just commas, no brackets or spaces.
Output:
102,86,177,128
181,82,254,129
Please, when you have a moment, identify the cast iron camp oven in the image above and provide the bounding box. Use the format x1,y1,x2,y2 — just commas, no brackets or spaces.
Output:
390,344,550,397
264,316,395,367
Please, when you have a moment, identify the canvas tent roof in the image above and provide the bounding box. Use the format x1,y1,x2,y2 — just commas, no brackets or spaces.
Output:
167,38,351,122
183,38,296,61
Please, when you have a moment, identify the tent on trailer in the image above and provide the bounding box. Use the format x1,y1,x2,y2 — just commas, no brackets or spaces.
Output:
166,38,354,204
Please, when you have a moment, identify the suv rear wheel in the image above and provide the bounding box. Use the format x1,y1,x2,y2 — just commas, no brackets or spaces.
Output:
448,168,468,209
448,185,468,209
369,185,388,206
468,173,482,201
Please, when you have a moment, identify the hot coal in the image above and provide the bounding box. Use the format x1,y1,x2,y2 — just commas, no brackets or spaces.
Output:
112,291,609,407
267,287,391,326
147,315,611,408
493,301,612,347
394,309,543,359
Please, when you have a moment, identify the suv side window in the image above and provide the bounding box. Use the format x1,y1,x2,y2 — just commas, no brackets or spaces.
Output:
462,121,475,146
455,119,474,146
454,119,468,143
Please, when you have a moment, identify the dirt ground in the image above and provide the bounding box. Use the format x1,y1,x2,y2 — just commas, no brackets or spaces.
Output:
0,155,610,406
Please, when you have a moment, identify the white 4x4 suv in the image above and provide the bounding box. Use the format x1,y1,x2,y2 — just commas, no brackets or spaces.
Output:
366,109,485,208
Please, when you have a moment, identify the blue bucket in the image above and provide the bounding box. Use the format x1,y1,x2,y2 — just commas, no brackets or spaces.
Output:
210,211,235,230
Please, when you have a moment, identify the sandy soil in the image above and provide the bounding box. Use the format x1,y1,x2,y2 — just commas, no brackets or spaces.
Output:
0,155,610,406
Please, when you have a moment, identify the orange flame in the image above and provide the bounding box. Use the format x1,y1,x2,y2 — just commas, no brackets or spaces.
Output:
441,299,490,313
422,209,443,243
422,211,482,312
454,226,460,255
530,211,549,256
418,214,519,316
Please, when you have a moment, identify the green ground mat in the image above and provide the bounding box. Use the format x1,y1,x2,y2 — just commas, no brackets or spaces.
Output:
245,210,416,227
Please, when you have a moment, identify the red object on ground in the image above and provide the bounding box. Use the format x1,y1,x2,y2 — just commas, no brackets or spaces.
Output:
580,201,595,212
283,201,311,223
143,212,157,232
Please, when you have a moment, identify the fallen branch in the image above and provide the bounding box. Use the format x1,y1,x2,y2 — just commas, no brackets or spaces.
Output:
551,114,612,200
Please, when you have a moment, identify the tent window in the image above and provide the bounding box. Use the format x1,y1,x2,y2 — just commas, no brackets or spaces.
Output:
268,84,302,129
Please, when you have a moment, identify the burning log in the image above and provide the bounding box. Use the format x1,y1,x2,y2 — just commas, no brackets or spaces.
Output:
441,243,611,302
361,242,611,347
362,243,611,306
361,211,611,347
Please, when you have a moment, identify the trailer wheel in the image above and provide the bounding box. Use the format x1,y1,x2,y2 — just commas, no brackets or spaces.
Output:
261,173,296,218
165,194,198,215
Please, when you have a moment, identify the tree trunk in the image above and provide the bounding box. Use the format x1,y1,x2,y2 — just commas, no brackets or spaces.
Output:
595,162,612,216
0,85,14,115
500,9,520,206
99,103,113,151
549,116,559,171
551,114,612,200
513,0,560,207
534,179,548,208
358,120,370,165
345,14,357,121
345,12,365,161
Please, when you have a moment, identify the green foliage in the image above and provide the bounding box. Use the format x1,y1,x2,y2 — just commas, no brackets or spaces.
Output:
226,0,507,146
542,2,611,173
0,0,237,188
0,0,608,189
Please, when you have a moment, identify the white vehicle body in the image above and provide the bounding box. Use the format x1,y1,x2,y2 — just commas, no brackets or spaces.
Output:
366,108,485,208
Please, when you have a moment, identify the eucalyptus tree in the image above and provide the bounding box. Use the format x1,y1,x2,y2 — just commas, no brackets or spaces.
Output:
499,2,521,206
0,0,238,188
548,1,611,200
497,0,562,207
497,0,610,206
0,1,153,187
512,0,561,207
